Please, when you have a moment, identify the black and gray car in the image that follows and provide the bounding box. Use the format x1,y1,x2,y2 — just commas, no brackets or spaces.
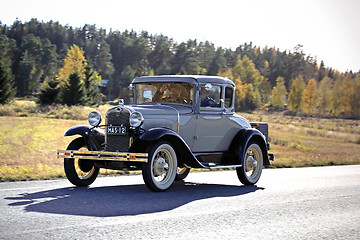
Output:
58,75,274,191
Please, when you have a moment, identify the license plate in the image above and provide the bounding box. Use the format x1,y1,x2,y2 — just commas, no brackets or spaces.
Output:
107,126,127,135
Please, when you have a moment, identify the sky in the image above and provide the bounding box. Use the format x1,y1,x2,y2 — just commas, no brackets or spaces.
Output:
1,0,360,72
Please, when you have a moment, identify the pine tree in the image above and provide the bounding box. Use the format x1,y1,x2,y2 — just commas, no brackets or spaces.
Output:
288,75,305,112
301,78,317,114
38,76,60,105
0,56,16,104
207,48,226,76
60,72,84,106
94,41,114,79
83,66,102,106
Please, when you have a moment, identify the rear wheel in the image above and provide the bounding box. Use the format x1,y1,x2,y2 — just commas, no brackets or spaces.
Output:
64,137,99,187
142,141,178,191
236,141,263,185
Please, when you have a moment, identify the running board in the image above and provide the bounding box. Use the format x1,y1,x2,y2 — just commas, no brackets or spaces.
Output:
202,163,242,169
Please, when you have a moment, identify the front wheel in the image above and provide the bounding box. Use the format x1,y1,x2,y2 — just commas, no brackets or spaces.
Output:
64,137,99,187
142,141,178,192
236,141,263,185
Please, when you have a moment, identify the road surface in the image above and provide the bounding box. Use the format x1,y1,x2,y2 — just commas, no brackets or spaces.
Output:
1,165,359,239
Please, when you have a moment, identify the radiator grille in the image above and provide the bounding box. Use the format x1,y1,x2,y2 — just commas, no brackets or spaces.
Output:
105,107,131,152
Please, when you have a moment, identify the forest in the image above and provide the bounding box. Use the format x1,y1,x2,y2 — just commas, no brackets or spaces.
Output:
0,18,359,118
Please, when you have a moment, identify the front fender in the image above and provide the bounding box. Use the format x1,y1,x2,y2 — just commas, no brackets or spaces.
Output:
130,128,205,168
64,125,105,151
229,128,270,166
139,127,180,141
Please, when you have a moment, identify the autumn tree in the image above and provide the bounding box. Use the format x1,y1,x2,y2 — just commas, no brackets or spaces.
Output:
57,44,87,86
217,68,233,79
339,74,355,117
271,76,287,109
331,77,342,116
301,78,317,114
353,75,360,117
317,76,333,115
233,55,263,89
232,55,263,108
288,75,305,112
234,78,257,111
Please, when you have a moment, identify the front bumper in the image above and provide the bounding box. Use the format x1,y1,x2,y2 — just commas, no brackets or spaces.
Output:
57,150,148,163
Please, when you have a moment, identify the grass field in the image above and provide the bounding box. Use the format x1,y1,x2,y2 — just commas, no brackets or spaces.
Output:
0,101,359,181
242,112,360,167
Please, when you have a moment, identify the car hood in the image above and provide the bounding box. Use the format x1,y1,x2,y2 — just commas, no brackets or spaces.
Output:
130,105,182,132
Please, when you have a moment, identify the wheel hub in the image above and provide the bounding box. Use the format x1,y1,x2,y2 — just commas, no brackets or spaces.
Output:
246,155,257,172
153,157,169,176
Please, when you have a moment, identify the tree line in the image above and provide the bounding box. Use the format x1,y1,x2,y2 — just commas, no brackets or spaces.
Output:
0,18,359,118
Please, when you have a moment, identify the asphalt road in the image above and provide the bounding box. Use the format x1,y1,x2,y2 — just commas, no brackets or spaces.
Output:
1,165,360,240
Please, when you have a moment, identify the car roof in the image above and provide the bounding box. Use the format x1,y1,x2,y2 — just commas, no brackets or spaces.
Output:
132,75,235,87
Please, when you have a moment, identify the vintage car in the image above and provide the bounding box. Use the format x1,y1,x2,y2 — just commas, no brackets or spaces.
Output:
57,75,274,191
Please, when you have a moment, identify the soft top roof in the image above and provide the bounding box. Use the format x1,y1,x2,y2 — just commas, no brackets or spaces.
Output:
132,75,235,87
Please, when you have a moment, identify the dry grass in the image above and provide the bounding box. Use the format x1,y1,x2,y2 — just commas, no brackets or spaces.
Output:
0,116,81,181
0,99,111,120
242,111,360,168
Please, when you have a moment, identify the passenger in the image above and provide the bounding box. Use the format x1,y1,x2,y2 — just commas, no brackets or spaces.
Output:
153,83,188,104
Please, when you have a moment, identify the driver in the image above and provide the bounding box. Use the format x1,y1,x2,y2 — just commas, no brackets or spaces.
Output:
200,87,218,107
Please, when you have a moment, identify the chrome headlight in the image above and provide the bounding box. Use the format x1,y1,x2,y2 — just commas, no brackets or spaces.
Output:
88,111,102,127
130,112,144,127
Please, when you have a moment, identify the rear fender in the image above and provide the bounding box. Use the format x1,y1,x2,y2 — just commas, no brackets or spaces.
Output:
229,128,270,166
64,125,105,151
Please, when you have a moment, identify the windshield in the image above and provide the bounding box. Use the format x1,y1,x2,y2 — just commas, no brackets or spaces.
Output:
135,82,194,105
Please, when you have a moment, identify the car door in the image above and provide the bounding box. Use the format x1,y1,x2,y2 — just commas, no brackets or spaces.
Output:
193,84,227,152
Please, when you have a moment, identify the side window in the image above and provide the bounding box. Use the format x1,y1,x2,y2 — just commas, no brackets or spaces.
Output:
200,85,222,108
225,87,233,108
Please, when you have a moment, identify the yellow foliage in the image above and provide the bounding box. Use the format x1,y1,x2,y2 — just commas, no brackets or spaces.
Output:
271,77,287,108
264,60,269,69
340,74,355,117
254,47,260,56
57,44,87,86
301,78,317,114
288,75,305,112
217,68,233,80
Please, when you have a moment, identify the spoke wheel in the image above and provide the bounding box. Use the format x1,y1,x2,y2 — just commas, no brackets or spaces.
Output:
236,142,263,185
64,137,99,187
142,141,177,191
